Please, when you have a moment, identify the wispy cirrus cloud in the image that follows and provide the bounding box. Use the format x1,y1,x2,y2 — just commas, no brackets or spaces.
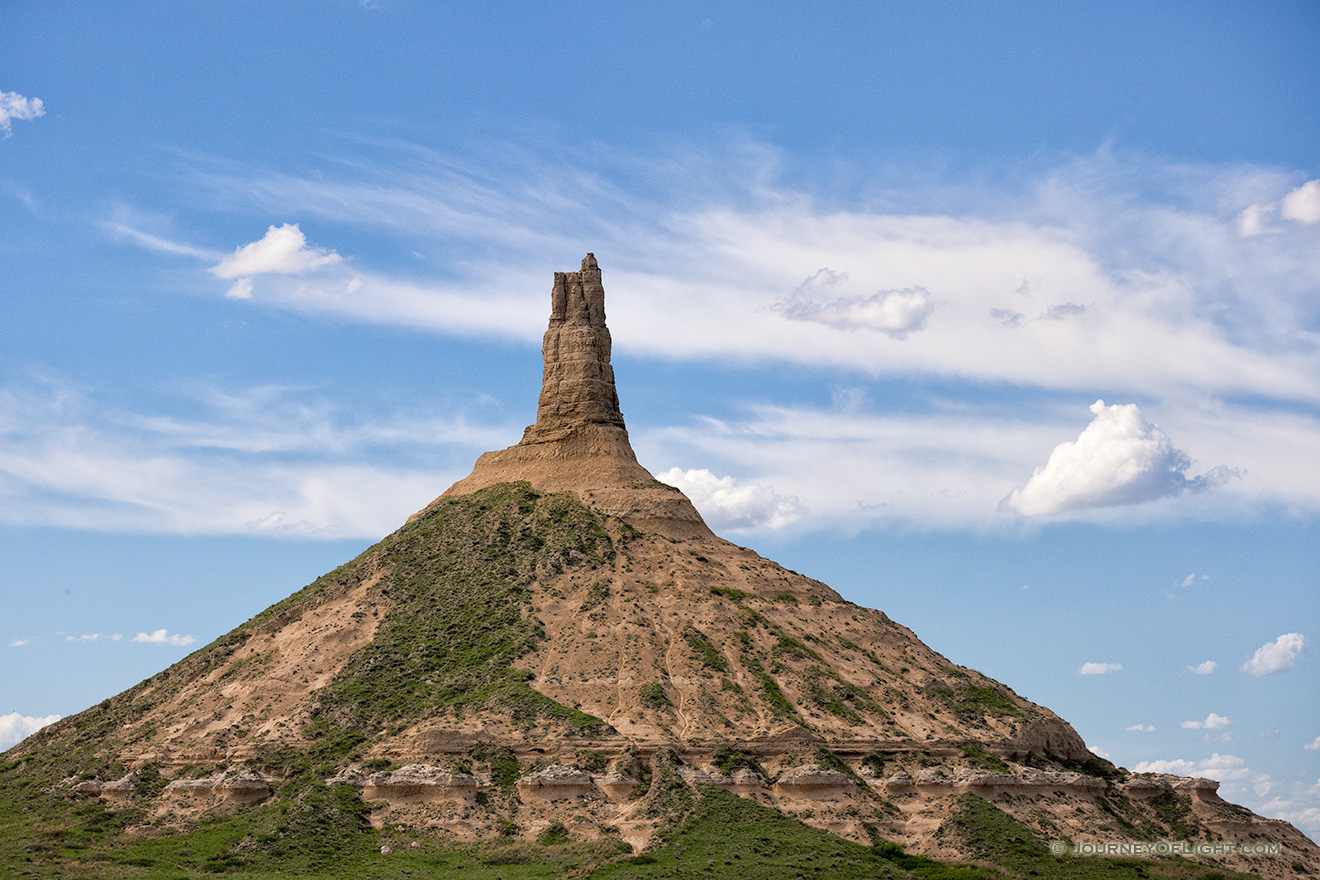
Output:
0,377,517,537
169,143,1320,408
67,140,1320,533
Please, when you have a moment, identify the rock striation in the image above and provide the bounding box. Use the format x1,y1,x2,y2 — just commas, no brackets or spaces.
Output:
10,252,1318,880
439,254,710,537
524,254,627,442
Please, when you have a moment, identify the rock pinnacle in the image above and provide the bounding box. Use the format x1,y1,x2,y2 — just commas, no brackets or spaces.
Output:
523,253,627,442
439,255,711,537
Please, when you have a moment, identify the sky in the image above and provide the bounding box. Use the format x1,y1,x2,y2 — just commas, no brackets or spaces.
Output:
2,0,1318,841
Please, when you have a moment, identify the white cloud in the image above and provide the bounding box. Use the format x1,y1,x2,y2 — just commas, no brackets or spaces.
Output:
776,269,934,338
225,277,254,300
245,511,337,536
1186,660,1216,675
1303,736,1320,752
999,400,1236,516
1125,723,1156,732
1280,180,1320,224
183,146,1320,410
131,629,196,647
8,639,28,647
1179,573,1208,587
1087,745,1111,759
1181,712,1231,730
1236,202,1277,237
656,467,803,531
0,90,44,137
1133,758,1198,775
1241,632,1308,677
1237,179,1319,237
1078,661,1122,675
0,712,61,750
209,223,342,280
1133,753,1248,783
0,377,512,537
65,633,101,642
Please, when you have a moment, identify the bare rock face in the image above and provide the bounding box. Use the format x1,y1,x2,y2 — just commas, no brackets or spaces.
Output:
523,254,626,442
439,254,710,537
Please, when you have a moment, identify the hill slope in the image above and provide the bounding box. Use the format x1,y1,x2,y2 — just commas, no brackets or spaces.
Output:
3,255,1315,879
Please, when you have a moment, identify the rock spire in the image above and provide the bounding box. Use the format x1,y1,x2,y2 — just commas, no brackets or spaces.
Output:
523,254,627,442
438,254,711,537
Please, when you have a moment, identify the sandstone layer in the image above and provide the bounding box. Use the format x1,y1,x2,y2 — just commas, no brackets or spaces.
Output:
8,255,1316,879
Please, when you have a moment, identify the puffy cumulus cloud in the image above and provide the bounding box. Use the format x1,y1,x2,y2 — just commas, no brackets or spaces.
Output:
131,629,195,647
1133,757,1198,775
1125,723,1156,733
655,467,803,531
225,277,254,300
245,511,337,536
1303,736,1320,751
1186,660,1217,675
1237,203,1278,238
1259,796,1320,839
1280,180,1320,224
1078,661,1122,675
777,269,934,338
1133,753,1249,782
1181,712,1231,730
999,400,1235,516
0,90,44,137
1238,179,1320,236
1241,632,1308,677
0,712,61,750
209,223,342,281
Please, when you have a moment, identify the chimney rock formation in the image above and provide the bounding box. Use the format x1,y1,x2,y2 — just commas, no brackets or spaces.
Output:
441,254,710,536
524,254,626,440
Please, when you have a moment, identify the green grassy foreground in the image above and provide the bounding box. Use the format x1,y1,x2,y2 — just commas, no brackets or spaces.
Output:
0,772,1269,880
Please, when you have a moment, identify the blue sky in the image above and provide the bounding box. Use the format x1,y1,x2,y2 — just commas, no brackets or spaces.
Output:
2,0,1318,839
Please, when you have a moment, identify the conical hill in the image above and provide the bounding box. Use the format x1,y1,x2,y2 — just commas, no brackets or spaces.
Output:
4,255,1316,877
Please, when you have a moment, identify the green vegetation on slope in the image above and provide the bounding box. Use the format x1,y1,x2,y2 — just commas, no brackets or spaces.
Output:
0,482,626,876
314,482,613,735
594,785,989,880
940,793,1264,880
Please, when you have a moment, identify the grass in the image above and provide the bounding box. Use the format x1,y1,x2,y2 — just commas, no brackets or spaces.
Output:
639,682,671,709
927,685,1023,718
709,747,768,779
941,794,1265,880
315,482,613,735
960,743,1010,773
595,784,977,880
682,626,728,671
0,482,628,877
